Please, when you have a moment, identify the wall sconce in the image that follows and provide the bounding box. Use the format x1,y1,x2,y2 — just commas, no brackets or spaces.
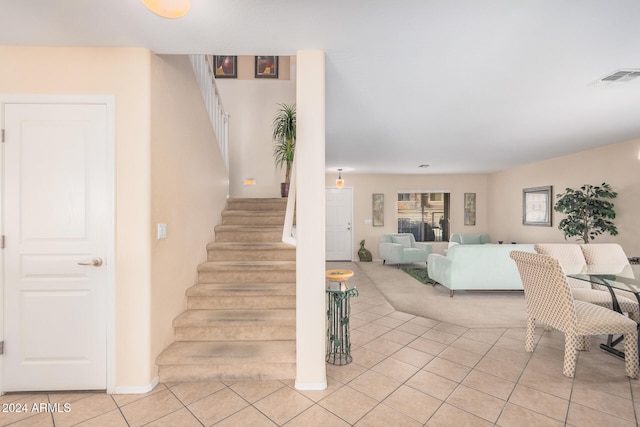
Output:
336,169,345,189
141,0,190,18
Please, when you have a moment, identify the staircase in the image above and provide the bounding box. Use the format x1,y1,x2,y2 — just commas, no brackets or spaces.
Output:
156,198,296,382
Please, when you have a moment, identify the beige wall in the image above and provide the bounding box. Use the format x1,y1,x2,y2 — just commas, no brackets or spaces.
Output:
0,47,229,390
327,138,640,261
325,174,489,259
0,46,153,388
216,58,296,198
149,55,229,382
488,138,640,255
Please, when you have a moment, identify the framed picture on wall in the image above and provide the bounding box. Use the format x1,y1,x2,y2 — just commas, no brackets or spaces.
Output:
464,193,476,226
213,55,237,78
372,194,384,226
255,56,279,78
523,186,552,226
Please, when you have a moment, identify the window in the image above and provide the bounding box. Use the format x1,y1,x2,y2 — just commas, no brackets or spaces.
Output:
397,193,450,242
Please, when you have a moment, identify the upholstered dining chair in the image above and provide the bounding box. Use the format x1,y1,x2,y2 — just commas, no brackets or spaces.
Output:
510,251,639,378
581,243,639,312
581,243,630,266
535,244,640,322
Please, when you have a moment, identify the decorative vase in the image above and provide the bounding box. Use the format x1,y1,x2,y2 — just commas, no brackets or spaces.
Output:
358,240,372,262
280,182,290,198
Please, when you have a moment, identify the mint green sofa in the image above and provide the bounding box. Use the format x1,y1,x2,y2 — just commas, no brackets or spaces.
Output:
427,243,535,296
449,233,490,245
379,233,432,268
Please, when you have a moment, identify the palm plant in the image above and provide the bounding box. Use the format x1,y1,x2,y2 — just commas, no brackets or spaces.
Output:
554,182,618,243
272,103,296,183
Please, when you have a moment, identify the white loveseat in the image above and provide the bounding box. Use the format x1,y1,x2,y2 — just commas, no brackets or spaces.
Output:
427,243,535,296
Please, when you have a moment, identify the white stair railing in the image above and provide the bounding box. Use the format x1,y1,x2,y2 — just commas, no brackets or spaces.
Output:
282,155,297,246
189,55,230,170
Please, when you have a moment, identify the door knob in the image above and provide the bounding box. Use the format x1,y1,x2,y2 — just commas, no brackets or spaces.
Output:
77,257,103,267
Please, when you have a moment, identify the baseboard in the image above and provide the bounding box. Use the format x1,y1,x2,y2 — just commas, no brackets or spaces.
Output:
294,380,327,391
113,377,159,394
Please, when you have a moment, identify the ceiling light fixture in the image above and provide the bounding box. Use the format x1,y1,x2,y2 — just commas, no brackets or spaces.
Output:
141,0,190,19
336,169,345,189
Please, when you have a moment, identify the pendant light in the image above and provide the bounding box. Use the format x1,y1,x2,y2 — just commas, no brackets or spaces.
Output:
336,169,344,189
141,0,190,18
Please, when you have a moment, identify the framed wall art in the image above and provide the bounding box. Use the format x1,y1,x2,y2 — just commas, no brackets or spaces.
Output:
523,186,552,226
213,55,237,78
464,193,476,226
255,56,279,78
372,194,384,226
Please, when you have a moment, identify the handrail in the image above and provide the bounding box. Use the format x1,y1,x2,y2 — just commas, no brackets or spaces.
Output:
189,55,230,170
282,154,297,246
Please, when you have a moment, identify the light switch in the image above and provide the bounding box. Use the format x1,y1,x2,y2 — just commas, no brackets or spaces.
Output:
158,224,167,239
364,219,372,225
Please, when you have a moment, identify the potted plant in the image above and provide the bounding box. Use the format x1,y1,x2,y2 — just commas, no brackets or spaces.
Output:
272,103,296,197
554,182,618,243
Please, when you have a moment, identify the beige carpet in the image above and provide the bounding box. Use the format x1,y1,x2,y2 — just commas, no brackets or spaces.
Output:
349,261,527,329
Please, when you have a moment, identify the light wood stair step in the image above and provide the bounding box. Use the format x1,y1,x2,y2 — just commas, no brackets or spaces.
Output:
222,210,286,225
173,309,295,341
156,341,296,382
174,309,295,327
214,225,283,242
186,282,295,310
197,261,296,283
206,242,295,261
226,198,288,212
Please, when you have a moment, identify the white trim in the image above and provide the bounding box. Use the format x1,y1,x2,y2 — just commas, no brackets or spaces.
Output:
114,377,159,395
0,94,116,394
0,100,4,396
294,380,327,391
103,97,116,394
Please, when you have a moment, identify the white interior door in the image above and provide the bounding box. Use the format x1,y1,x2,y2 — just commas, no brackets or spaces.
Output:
326,188,353,261
3,102,111,391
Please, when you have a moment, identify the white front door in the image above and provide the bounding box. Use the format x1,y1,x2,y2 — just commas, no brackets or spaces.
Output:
3,101,112,391
326,188,353,261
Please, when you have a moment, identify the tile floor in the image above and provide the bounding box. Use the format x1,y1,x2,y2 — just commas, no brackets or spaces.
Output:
2,262,640,426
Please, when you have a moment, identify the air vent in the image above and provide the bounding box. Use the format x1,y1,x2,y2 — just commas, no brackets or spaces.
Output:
592,69,640,86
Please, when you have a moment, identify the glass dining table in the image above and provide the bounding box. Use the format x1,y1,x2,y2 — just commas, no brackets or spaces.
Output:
569,264,640,359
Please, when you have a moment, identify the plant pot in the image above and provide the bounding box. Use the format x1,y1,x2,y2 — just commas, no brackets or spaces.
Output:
280,182,290,198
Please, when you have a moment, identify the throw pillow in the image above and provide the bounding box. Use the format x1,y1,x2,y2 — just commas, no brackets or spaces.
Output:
392,235,412,248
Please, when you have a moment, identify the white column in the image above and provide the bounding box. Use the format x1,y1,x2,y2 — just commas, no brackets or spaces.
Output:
294,50,327,390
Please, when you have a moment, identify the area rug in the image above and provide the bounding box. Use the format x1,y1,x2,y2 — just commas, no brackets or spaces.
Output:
354,261,527,329
401,267,433,284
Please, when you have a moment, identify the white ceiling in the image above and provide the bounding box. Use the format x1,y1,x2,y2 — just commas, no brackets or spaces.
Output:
2,0,640,174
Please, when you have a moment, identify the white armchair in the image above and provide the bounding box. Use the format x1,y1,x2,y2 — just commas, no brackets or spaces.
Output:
379,233,432,268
